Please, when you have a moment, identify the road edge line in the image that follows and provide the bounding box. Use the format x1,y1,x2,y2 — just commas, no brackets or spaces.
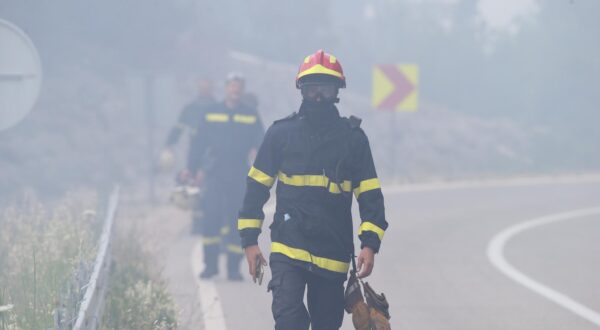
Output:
191,241,227,330
487,207,600,327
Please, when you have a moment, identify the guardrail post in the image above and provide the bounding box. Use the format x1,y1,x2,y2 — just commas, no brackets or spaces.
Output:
72,186,120,330
0,305,14,330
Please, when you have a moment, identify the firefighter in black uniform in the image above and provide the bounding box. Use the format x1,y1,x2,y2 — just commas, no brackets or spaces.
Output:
161,79,215,233
164,78,215,151
238,50,388,329
189,73,264,280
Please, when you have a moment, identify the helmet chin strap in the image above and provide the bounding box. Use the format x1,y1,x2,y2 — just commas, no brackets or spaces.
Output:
302,94,339,105
302,98,336,109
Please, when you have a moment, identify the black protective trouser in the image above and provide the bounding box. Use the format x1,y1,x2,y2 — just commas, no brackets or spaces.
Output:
268,261,346,330
198,172,246,274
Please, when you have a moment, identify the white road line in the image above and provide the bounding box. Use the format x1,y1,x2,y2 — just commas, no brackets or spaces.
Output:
191,242,227,330
187,173,600,330
487,207,600,327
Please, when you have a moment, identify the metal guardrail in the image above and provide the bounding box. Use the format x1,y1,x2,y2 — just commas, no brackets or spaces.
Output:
1,304,14,329
0,305,13,313
0,304,14,329
71,186,120,330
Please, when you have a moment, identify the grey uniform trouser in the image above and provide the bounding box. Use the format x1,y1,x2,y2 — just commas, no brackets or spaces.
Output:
199,173,246,273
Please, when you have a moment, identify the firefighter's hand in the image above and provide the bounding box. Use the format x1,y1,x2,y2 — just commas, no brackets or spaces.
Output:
177,169,192,184
357,247,375,278
244,245,267,278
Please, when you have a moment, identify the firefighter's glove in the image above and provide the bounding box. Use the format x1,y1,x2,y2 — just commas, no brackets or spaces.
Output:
369,308,391,330
176,169,192,185
346,272,392,330
364,281,391,329
158,148,175,171
345,272,371,329
351,301,371,330
344,272,364,313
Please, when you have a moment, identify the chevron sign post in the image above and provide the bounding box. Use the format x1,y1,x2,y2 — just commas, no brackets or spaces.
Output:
372,64,419,111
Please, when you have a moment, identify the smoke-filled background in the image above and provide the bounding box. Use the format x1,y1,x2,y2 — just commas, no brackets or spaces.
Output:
2,2,600,330
1,0,599,200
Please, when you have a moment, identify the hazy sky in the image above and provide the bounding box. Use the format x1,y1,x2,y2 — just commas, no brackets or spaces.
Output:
476,0,539,34
382,0,540,34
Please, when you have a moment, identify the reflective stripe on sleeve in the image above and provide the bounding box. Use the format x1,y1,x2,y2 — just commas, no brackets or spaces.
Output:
202,236,222,245
233,114,257,124
353,178,381,198
226,244,244,254
238,218,263,230
271,242,350,273
248,166,276,187
358,221,385,241
205,113,230,122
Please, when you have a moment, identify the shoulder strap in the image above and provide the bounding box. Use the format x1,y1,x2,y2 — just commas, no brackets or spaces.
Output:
348,115,362,129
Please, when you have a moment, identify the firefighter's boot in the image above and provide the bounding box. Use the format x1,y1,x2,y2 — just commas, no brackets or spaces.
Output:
200,244,219,279
226,250,244,281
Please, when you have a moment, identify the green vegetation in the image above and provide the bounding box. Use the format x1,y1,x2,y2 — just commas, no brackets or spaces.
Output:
101,226,177,330
0,192,98,329
0,191,177,329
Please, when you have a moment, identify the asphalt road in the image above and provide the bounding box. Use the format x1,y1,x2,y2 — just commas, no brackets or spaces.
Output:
163,177,600,329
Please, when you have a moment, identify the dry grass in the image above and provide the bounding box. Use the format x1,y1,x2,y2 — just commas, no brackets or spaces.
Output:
101,213,178,329
0,191,99,329
0,189,178,329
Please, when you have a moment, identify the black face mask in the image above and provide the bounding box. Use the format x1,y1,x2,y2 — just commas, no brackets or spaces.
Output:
301,89,338,113
299,82,341,127
300,99,339,128
302,98,335,112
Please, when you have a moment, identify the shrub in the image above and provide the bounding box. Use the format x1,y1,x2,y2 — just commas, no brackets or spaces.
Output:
0,191,98,329
101,226,177,330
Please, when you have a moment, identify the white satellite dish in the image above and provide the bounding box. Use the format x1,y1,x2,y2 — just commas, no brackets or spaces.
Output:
0,19,42,131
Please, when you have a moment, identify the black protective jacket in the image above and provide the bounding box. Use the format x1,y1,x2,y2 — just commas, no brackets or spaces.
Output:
187,101,264,178
238,104,387,279
165,96,215,147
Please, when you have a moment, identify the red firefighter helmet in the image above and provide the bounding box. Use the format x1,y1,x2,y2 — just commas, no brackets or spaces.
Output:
296,50,346,89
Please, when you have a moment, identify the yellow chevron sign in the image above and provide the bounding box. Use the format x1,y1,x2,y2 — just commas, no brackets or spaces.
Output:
372,64,419,111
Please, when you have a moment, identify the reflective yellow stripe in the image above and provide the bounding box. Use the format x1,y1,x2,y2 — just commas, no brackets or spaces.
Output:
202,236,221,245
353,178,381,198
271,242,349,273
226,244,244,254
328,180,352,193
358,221,385,241
233,114,257,124
278,172,327,186
248,166,275,187
206,113,229,122
237,219,263,230
220,226,230,236
278,172,351,194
